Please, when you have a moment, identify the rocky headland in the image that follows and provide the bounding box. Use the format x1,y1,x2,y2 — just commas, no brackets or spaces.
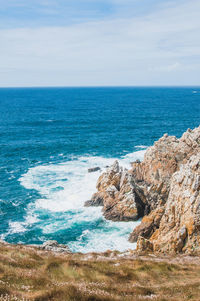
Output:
86,126,200,254
1,126,200,300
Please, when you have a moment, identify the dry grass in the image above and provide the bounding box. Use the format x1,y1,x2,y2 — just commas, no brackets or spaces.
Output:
0,244,200,301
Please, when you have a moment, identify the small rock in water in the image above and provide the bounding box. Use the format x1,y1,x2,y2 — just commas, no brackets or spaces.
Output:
88,167,101,173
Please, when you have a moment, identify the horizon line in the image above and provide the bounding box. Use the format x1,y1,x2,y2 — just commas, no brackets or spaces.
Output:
0,85,200,89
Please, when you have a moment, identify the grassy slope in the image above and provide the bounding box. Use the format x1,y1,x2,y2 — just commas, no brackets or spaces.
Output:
0,243,200,301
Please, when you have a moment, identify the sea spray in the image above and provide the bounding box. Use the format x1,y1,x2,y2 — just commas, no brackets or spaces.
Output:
9,152,145,252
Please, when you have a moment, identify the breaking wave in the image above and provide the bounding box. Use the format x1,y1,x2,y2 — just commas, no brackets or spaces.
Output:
8,151,146,253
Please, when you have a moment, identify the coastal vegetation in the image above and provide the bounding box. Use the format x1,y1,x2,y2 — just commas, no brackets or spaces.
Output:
0,242,200,301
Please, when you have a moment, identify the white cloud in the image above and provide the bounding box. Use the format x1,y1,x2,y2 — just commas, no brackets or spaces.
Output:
149,62,182,72
0,0,200,86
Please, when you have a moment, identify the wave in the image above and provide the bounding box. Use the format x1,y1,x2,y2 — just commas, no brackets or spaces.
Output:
12,150,146,252
8,214,39,235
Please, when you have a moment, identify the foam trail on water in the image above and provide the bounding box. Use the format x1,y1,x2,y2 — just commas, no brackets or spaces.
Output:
16,150,146,252
20,151,146,212
135,145,148,149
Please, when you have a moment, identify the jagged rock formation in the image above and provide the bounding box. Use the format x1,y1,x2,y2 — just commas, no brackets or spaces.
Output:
129,126,200,247
129,207,165,243
131,127,200,210
85,161,145,221
151,153,200,254
88,126,200,254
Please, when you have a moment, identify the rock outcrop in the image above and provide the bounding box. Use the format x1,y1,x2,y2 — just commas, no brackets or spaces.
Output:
88,126,200,254
86,161,145,221
151,153,200,254
130,126,200,246
129,206,164,243
131,127,200,210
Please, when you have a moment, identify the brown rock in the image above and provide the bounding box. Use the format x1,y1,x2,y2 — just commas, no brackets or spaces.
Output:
129,207,164,242
136,236,153,253
150,153,200,254
131,126,200,211
88,161,146,221
84,192,104,207
87,126,200,255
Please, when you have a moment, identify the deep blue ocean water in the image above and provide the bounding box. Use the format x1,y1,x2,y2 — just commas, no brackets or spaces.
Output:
0,87,199,252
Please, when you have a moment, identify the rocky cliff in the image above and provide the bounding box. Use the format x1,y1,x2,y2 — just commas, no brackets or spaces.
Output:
86,126,200,254
151,153,200,254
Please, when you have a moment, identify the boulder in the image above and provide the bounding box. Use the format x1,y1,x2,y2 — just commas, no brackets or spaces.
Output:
41,241,71,253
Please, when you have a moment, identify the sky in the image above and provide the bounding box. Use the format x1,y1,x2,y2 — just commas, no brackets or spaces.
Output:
0,0,200,87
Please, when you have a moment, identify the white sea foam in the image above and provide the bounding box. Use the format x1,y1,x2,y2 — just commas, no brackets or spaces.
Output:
17,150,146,252
8,221,26,234
8,213,39,235
68,219,141,253
135,145,148,149
20,152,146,212
0,234,6,240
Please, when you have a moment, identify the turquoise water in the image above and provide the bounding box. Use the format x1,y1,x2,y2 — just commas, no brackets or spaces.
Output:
0,87,199,252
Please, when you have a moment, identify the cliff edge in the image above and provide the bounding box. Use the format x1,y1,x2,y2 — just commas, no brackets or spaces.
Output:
86,126,200,254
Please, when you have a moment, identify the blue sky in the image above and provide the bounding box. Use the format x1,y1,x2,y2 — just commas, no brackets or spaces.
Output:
0,0,200,86
0,0,175,27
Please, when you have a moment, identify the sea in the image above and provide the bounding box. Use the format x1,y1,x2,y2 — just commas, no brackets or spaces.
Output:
0,87,199,253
